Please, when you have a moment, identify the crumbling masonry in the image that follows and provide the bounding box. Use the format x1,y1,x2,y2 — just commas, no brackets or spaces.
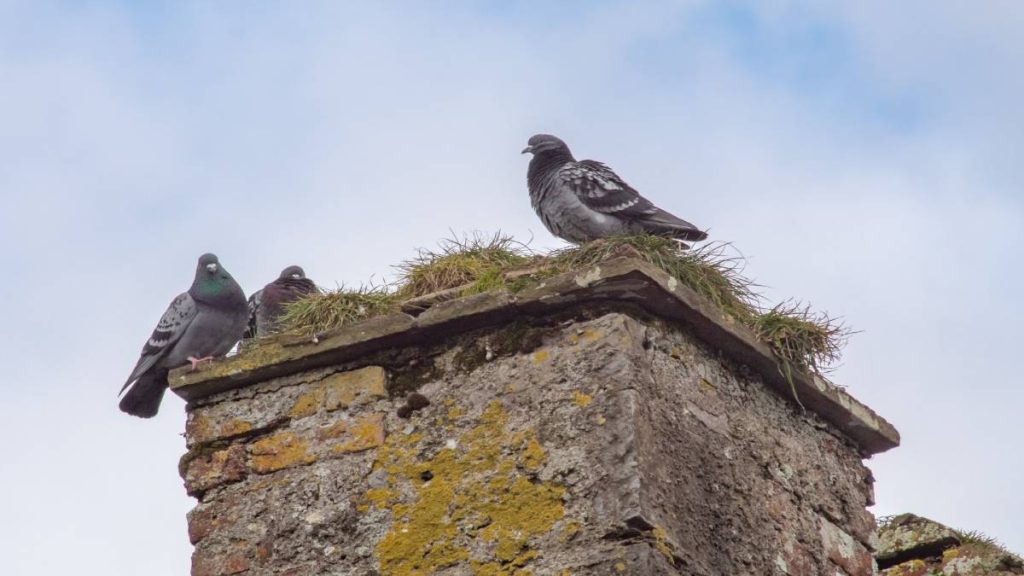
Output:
173,256,899,575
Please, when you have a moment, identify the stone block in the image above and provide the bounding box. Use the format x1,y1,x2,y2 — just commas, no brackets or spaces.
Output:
821,517,876,576
289,365,387,419
249,431,316,474
182,445,247,497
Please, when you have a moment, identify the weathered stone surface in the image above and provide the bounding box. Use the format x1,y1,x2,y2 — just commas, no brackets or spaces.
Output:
170,257,899,456
821,517,876,575
181,312,885,575
289,365,388,418
181,444,247,497
876,514,1024,576
876,513,960,566
249,431,316,474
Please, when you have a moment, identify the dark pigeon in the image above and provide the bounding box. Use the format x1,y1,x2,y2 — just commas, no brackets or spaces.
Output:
245,265,318,338
119,253,248,418
522,134,708,244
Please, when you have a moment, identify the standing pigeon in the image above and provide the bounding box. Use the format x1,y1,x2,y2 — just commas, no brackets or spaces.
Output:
245,265,318,338
522,134,708,244
119,253,248,418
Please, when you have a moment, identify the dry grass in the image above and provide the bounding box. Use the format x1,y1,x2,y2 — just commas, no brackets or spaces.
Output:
546,236,762,325
395,232,533,299
753,300,852,376
278,284,399,335
546,236,851,384
271,232,855,383
954,528,1009,553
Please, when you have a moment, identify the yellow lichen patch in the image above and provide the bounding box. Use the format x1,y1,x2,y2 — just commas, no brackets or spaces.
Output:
595,414,606,425
531,350,550,364
316,420,349,440
249,431,316,473
323,366,388,411
369,401,565,575
698,378,717,394
473,562,533,576
571,390,592,408
289,387,326,419
186,413,213,442
187,415,253,445
567,328,603,346
333,413,386,453
651,526,676,564
560,520,581,543
885,558,926,576
220,419,253,437
614,562,626,573
520,435,546,472
942,546,961,562
289,366,387,418
447,405,465,421
364,487,396,508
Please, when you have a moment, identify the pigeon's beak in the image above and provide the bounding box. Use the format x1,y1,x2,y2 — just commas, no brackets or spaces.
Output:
206,263,219,273
521,145,533,155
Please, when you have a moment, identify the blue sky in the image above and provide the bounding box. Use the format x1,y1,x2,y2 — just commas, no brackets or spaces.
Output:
1,1,1022,573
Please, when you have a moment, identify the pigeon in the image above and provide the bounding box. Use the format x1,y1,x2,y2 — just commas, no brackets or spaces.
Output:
522,134,708,244
119,253,248,418
245,265,318,338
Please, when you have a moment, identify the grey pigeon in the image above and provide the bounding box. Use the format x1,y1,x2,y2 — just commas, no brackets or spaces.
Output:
245,265,318,338
119,253,248,418
522,134,708,244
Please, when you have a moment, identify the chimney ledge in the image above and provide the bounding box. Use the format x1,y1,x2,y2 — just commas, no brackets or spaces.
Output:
170,255,899,455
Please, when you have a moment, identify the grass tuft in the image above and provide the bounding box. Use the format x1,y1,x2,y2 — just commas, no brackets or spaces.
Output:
547,236,762,324
954,529,1007,551
753,300,853,376
278,284,399,335
265,231,855,384
396,232,533,299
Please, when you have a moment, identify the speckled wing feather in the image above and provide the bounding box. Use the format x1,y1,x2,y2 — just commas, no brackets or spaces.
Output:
558,159,707,241
121,292,198,392
557,160,659,218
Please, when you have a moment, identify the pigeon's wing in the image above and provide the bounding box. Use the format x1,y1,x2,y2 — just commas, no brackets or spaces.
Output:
558,160,659,219
561,160,707,241
283,277,319,297
121,292,198,393
244,289,262,339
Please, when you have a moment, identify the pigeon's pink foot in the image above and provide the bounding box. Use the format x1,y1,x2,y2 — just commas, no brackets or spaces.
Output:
187,356,216,370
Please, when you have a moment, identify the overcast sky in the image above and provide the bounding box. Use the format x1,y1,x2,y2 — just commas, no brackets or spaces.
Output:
1,1,1021,573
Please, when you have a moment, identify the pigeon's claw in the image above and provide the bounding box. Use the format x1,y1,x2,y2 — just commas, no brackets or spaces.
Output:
187,356,216,370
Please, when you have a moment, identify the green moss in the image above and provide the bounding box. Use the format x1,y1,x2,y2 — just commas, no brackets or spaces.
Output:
368,401,565,575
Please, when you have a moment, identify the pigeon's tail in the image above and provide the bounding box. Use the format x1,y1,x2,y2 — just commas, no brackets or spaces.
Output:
642,209,708,242
119,369,169,418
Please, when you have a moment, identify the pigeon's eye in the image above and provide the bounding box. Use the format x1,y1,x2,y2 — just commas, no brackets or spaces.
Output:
206,263,219,273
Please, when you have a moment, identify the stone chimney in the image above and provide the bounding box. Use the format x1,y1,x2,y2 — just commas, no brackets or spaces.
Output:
173,255,899,576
